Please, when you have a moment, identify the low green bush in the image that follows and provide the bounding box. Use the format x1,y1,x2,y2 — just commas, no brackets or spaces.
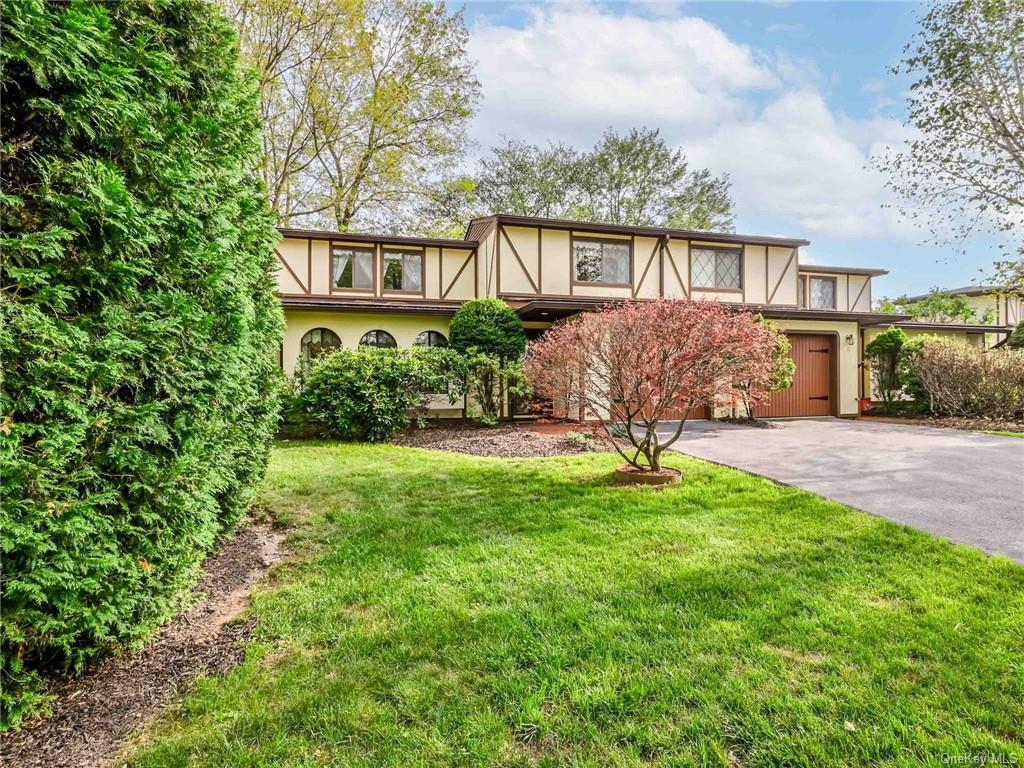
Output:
298,347,468,441
449,299,528,423
0,1,281,727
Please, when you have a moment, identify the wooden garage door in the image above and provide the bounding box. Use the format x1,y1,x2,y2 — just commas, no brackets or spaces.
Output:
754,334,834,418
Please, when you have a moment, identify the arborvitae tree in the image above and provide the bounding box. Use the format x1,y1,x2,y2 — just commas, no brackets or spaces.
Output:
0,0,283,726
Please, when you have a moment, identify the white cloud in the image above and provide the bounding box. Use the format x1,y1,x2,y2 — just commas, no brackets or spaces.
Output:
766,22,803,33
467,4,918,241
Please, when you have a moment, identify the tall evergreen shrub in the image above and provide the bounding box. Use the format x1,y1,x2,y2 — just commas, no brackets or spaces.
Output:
0,0,283,726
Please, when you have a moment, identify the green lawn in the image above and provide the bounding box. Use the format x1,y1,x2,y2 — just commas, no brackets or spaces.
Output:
984,430,1024,438
128,443,1023,767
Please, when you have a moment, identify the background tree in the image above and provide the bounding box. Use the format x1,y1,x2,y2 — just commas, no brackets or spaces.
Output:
578,128,735,230
876,289,994,324
1,0,282,725
474,139,582,218
227,0,480,230
429,129,736,235
526,301,781,473
875,0,1022,285
1006,320,1024,349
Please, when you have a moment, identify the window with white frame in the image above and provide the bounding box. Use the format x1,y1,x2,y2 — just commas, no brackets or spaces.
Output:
382,249,423,292
573,238,630,284
691,247,742,290
331,245,374,290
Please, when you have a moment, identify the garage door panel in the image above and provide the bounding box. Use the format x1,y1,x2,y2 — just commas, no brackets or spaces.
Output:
755,334,834,418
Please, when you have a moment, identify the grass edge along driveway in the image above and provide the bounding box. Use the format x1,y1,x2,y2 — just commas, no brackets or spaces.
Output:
128,442,1023,767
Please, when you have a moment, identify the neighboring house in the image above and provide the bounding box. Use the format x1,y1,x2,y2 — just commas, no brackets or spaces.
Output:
274,214,989,419
895,285,1022,348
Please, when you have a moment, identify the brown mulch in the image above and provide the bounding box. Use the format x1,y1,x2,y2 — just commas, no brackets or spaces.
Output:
861,414,1024,434
1,518,288,768
396,424,614,458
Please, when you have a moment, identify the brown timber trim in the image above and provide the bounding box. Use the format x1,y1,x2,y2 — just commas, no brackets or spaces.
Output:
569,233,634,289
499,225,540,293
275,247,309,294
688,242,744,292
768,249,796,304
850,275,869,312
380,246,426,298
763,246,769,303
278,226,474,250
664,241,688,298
327,242,377,295
537,227,543,293
633,238,660,298
442,249,475,300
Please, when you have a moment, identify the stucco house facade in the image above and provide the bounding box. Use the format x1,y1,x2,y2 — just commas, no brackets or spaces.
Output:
274,214,1016,419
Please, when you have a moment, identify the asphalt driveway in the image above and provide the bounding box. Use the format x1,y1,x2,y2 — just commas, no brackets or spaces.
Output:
659,418,1024,563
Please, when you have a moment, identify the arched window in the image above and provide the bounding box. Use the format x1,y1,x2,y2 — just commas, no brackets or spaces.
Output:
414,330,448,348
300,328,342,361
359,329,398,348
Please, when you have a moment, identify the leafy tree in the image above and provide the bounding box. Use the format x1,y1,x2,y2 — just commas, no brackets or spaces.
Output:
0,0,282,726
876,289,994,324
449,299,528,424
526,301,783,473
579,128,735,229
875,0,1022,276
474,139,583,219
436,129,735,234
736,318,795,419
299,347,467,441
227,0,480,230
865,327,910,404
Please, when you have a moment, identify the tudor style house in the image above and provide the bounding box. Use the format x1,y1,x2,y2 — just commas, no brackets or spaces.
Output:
274,214,1017,419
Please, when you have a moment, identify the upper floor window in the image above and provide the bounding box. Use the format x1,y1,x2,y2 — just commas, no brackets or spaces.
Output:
300,327,342,361
808,276,836,310
415,330,448,348
573,238,630,285
691,247,741,290
383,249,423,292
332,245,374,290
359,329,398,348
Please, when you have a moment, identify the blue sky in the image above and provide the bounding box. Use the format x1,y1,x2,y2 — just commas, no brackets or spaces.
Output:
457,1,1008,299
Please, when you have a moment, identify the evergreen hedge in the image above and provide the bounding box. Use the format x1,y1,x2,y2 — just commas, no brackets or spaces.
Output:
0,0,283,726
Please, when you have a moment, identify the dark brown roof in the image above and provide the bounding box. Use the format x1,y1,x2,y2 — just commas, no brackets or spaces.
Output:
798,264,888,277
903,285,1004,301
502,294,906,325
277,227,476,249
465,214,811,249
280,295,462,315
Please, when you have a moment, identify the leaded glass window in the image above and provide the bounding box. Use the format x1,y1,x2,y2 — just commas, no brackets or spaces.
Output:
691,247,741,290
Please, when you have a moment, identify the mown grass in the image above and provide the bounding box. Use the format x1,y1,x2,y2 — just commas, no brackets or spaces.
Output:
128,442,1023,767
983,430,1024,438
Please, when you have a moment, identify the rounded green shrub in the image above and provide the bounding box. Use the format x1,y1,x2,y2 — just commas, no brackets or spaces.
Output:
0,0,282,727
299,347,467,442
449,298,527,361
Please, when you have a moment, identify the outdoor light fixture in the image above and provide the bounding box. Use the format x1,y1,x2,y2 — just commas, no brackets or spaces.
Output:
845,334,855,346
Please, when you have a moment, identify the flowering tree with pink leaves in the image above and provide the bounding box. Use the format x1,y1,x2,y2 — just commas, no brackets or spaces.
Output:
525,300,785,473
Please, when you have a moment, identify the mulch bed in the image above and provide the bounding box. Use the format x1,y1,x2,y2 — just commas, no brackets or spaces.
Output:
396,424,614,458
1,518,287,768
861,414,1024,434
